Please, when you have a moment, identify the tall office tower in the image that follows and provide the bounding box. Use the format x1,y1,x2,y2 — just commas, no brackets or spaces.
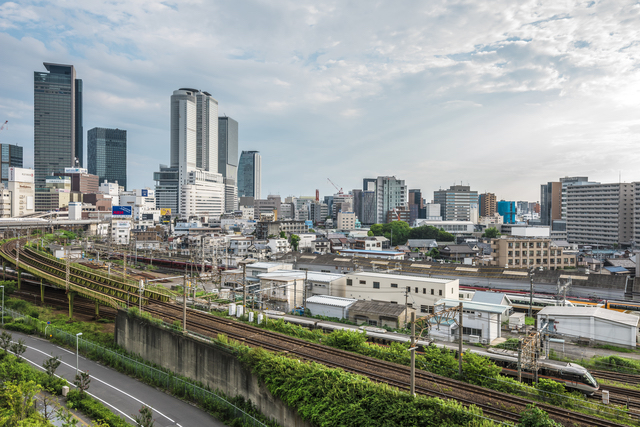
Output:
433,185,479,221
87,128,127,189
237,151,261,198
479,193,497,218
170,89,218,183
363,178,376,192
375,176,407,224
0,144,23,186
559,176,596,219
540,181,562,226
566,183,633,246
408,189,425,225
34,63,83,188
218,117,239,212
352,189,363,221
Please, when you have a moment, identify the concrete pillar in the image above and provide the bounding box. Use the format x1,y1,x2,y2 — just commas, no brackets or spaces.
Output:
2,259,5,280
17,270,21,290
40,279,44,303
95,301,99,318
68,292,75,319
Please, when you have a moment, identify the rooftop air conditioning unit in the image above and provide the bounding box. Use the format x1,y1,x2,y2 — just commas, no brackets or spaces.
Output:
481,339,488,345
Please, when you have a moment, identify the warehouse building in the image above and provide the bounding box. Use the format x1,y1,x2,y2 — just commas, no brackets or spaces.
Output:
537,306,639,349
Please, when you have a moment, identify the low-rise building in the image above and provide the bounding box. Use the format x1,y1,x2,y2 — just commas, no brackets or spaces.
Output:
490,237,576,269
432,299,511,344
256,220,308,239
305,295,357,319
537,306,639,349
266,238,290,255
336,272,459,313
348,300,415,329
336,211,357,230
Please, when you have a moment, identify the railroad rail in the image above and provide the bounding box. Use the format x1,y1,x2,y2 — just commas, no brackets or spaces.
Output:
593,370,640,386
0,238,170,316
140,300,627,427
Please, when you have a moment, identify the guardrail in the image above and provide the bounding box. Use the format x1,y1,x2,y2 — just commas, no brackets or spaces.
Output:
2,307,270,427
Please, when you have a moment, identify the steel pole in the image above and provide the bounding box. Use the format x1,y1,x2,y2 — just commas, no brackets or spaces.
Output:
76,332,83,377
1,286,4,327
410,311,416,396
458,302,463,377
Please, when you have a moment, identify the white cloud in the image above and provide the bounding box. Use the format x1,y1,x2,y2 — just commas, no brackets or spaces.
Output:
1,0,640,200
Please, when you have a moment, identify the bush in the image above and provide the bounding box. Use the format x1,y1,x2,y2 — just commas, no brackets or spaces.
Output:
519,404,562,426
67,390,129,427
536,378,566,406
323,329,368,351
4,321,36,335
493,338,519,350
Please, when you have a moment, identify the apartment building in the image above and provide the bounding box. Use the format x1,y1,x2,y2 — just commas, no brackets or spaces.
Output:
490,237,576,269
255,220,308,239
434,185,478,222
336,272,459,314
566,183,633,246
337,211,357,230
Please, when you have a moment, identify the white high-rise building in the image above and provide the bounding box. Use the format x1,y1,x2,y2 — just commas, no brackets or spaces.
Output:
165,88,223,217
180,170,226,220
8,167,35,217
375,176,407,224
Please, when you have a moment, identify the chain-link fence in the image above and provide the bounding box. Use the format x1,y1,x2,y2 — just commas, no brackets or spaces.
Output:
3,307,270,427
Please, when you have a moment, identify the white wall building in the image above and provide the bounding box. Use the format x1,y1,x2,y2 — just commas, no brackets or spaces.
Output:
99,180,121,206
375,176,407,224
119,188,158,220
337,211,357,230
111,220,132,245
434,299,511,344
8,167,35,217
180,170,225,219
413,220,475,234
336,272,459,313
266,238,290,255
0,186,11,218
537,306,639,349
68,202,82,220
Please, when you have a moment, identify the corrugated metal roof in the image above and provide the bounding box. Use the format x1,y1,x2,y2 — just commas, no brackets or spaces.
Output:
306,295,357,307
349,300,408,317
349,271,454,284
257,270,344,282
604,266,630,273
472,291,507,305
436,298,511,314
537,306,640,327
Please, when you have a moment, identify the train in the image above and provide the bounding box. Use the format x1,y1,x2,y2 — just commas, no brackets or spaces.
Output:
265,312,599,395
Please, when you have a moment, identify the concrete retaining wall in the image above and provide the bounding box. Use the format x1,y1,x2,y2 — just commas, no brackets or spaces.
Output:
115,310,313,427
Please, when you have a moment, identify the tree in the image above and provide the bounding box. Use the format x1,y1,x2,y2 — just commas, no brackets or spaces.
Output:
56,405,79,427
426,248,440,259
10,339,26,360
279,231,286,239
482,227,501,238
367,230,373,237
0,331,11,354
43,354,61,377
290,234,300,251
519,404,562,427
134,405,155,427
74,371,91,396
407,225,455,242
0,380,41,423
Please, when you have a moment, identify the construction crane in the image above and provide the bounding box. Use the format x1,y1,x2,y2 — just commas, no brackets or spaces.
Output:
327,178,343,195
0,121,7,143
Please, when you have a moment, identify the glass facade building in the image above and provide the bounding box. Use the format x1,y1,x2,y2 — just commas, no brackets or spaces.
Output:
34,63,82,188
237,151,261,198
0,144,23,186
87,127,127,189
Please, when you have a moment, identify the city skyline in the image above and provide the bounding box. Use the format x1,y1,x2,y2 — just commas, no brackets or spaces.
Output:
2,2,640,201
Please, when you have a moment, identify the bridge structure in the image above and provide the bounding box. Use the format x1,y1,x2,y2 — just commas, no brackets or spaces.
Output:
0,237,172,318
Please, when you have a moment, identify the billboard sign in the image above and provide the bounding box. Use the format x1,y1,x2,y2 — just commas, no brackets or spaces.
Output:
64,167,88,174
142,213,154,220
141,189,148,197
9,167,34,183
112,206,132,216
160,208,172,216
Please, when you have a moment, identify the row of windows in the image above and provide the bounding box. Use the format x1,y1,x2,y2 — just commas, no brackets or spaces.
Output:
508,258,570,265
507,242,548,248
346,278,450,295
507,250,563,256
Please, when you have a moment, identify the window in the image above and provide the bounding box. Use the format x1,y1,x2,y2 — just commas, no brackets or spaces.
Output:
557,258,561,264
463,327,482,337
537,242,541,248
529,251,534,256
439,290,442,296
508,259,513,265
451,288,454,294
420,305,429,313
373,282,380,289
423,288,426,294
391,283,398,288
431,289,434,295
508,251,513,256
515,242,520,248
536,251,541,256
415,287,418,293
360,280,366,284
368,320,378,326
347,279,353,286
564,258,569,264
508,242,513,248
407,286,411,293
515,251,519,256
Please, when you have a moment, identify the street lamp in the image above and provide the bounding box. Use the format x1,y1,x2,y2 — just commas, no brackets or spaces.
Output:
75,332,83,376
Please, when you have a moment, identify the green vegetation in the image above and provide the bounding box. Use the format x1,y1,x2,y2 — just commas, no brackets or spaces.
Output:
482,227,501,238
493,338,520,350
67,390,129,427
237,346,495,427
518,405,562,427
289,234,300,251
525,316,535,326
370,221,455,245
594,344,635,353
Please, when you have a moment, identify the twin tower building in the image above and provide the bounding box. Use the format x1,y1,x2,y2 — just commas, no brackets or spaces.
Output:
154,88,261,219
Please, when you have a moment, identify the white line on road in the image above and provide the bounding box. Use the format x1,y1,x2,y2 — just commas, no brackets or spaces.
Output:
57,345,74,354
21,341,176,424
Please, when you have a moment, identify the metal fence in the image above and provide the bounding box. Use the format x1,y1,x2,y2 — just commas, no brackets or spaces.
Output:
3,307,270,427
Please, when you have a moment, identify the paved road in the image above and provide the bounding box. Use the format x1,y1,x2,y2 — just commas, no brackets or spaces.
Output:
6,330,225,427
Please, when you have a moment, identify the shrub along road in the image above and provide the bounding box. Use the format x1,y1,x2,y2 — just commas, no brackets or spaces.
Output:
6,330,225,427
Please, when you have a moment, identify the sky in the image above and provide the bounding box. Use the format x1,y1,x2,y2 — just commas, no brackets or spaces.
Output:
1,1,640,203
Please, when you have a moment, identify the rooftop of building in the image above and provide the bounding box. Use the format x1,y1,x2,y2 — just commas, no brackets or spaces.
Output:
305,295,357,307
348,271,454,284
537,306,640,327
436,299,511,314
349,300,410,317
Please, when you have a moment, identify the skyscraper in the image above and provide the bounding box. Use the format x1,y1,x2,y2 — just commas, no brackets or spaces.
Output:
540,181,562,226
479,193,497,218
87,127,127,189
375,176,407,224
34,62,83,188
433,185,478,221
218,117,239,211
0,144,23,186
237,151,261,199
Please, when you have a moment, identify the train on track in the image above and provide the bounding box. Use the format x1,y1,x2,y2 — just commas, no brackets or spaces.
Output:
265,313,599,395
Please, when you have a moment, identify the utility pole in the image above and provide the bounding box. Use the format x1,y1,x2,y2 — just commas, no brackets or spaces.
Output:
242,263,247,311
16,242,20,289
123,252,127,281
529,268,534,318
303,269,308,312
410,311,416,396
182,270,187,332
404,287,409,328
65,246,70,293
458,301,463,377
517,340,522,382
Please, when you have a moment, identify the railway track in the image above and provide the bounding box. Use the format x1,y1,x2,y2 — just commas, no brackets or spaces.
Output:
143,299,627,427
0,238,630,426
594,370,640,386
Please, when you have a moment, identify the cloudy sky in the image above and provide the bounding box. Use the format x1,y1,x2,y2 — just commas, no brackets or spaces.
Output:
1,1,640,202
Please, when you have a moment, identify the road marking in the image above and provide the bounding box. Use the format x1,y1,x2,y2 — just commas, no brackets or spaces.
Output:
57,346,74,354
21,341,176,424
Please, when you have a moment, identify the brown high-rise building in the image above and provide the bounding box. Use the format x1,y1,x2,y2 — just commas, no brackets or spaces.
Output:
479,193,497,217
540,182,562,226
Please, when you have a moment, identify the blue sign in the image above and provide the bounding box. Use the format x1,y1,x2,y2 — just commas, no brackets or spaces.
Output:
112,206,132,216
141,189,148,197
